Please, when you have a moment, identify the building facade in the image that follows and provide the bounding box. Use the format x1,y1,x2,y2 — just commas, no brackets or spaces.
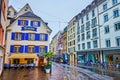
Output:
76,0,100,63
5,4,52,67
67,17,77,65
98,0,120,65
76,0,120,65
0,0,8,75
62,27,67,53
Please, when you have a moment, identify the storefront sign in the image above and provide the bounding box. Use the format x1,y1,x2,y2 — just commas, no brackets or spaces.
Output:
21,26,37,31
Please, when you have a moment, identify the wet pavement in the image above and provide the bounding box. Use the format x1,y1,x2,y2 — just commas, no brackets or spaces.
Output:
0,65,64,80
77,64,120,80
0,62,115,80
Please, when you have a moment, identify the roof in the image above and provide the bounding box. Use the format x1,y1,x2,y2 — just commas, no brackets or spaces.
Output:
19,11,40,19
8,54,37,59
8,5,17,13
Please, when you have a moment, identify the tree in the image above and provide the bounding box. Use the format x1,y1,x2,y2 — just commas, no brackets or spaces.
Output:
44,51,54,65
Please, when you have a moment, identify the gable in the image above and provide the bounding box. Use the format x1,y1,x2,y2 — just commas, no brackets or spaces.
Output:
15,4,33,18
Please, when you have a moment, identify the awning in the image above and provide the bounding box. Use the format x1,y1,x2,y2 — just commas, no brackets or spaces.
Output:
8,54,37,59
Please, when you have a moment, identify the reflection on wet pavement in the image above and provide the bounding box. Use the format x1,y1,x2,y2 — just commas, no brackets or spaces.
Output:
0,65,64,80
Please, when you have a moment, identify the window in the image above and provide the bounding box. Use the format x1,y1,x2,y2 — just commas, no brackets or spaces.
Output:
77,27,80,34
73,40,75,45
93,40,98,48
113,9,119,18
91,17,97,27
81,18,84,24
14,46,20,53
27,59,33,64
104,25,110,33
81,25,84,33
86,21,90,30
28,46,34,53
8,10,11,16
33,21,38,26
112,0,118,5
86,31,90,39
104,14,108,22
92,10,95,17
73,27,75,32
114,22,120,31
39,47,44,53
106,39,111,47
15,33,21,40
21,20,27,26
92,28,97,37
77,35,80,42
82,43,85,50
116,37,120,47
81,33,85,41
13,59,19,64
86,14,89,20
87,42,91,49
40,34,45,40
28,33,35,40
78,44,80,50
103,3,107,11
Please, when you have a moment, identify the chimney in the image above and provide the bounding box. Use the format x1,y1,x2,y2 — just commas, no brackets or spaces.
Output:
45,22,48,25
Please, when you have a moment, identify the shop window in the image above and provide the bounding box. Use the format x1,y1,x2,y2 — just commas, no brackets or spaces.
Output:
13,59,19,64
27,59,34,64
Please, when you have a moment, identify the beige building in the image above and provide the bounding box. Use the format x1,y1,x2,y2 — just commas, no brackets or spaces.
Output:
67,17,77,65
0,0,9,75
5,4,52,67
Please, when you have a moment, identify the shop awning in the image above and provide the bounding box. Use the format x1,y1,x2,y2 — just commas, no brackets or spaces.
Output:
8,54,37,59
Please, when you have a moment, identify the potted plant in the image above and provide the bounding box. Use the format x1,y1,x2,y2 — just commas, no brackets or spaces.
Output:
44,51,54,73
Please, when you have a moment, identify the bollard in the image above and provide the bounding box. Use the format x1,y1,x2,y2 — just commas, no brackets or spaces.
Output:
63,76,67,80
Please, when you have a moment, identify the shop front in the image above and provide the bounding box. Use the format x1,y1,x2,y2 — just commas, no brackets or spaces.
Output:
103,49,120,65
8,54,37,67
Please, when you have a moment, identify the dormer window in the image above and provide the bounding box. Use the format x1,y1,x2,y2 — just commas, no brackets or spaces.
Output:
25,7,28,11
8,10,11,16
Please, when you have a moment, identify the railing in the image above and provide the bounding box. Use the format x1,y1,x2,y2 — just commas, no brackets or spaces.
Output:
53,62,113,80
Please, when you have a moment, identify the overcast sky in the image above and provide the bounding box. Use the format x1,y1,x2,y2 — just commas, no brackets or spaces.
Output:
9,0,93,40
